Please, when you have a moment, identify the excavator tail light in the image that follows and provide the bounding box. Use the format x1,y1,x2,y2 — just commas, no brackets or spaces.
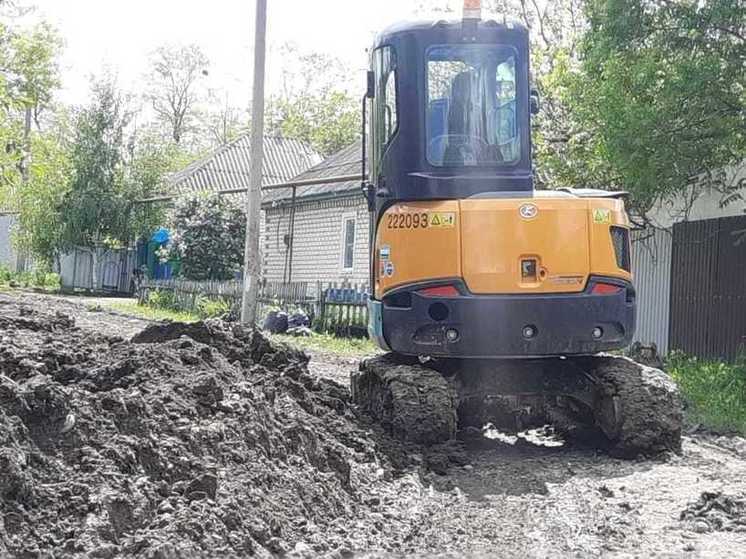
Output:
419,285,460,297
592,282,622,295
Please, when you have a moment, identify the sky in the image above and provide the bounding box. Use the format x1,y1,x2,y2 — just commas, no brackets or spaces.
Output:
16,0,458,108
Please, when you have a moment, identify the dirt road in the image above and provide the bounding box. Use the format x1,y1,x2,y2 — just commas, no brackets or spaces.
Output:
2,290,745,558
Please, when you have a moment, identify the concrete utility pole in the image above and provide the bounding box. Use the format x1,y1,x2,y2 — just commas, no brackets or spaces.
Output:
241,0,268,325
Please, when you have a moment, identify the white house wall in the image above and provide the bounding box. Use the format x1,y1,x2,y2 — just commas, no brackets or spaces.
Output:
263,196,370,291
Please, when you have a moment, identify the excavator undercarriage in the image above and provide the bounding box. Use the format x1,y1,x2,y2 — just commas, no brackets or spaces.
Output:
352,354,682,457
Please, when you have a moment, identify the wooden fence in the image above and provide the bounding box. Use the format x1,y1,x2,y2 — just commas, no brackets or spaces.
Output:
317,281,369,337
138,278,369,336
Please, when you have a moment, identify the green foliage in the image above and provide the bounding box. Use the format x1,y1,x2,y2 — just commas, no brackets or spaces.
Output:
12,123,72,266
169,194,246,281
57,78,171,254
267,44,360,157
196,297,231,319
0,264,60,290
142,288,230,319
668,352,746,434
272,91,360,157
57,76,131,250
4,22,62,111
551,0,746,213
0,20,63,197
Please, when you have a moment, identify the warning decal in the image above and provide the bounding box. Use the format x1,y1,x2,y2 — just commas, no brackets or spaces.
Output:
593,208,611,224
429,212,456,228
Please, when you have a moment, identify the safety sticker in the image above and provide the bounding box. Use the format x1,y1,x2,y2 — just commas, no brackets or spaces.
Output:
379,245,391,260
593,208,611,224
429,212,456,228
383,261,395,278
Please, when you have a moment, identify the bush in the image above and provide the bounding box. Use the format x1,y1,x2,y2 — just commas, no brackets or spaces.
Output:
195,297,231,319
145,289,179,312
667,352,746,434
0,264,12,283
167,194,246,281
143,289,231,320
0,266,60,291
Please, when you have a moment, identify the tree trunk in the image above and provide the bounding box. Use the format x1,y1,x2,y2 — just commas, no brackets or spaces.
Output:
20,106,32,184
91,247,99,291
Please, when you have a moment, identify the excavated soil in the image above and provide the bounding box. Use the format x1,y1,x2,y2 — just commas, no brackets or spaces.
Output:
2,291,746,558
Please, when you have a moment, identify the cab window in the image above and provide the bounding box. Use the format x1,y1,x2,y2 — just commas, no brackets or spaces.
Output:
426,44,520,166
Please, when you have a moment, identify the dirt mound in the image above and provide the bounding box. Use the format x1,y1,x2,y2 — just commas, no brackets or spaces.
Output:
0,302,408,557
680,491,746,533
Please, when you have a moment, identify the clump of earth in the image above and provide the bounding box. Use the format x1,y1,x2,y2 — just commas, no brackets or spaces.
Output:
680,491,746,533
0,300,443,558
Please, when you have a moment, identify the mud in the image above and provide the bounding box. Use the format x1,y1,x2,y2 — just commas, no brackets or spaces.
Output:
2,291,746,558
0,295,431,557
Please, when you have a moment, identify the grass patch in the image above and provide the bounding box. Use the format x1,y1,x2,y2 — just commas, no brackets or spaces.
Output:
271,332,379,356
0,264,60,292
106,301,199,323
667,352,746,434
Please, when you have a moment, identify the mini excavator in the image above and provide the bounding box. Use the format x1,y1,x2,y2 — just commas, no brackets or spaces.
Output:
352,0,682,456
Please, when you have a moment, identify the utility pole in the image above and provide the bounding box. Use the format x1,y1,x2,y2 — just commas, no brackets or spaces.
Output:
241,0,267,325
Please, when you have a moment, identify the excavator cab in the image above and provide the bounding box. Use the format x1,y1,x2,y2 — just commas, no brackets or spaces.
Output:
362,7,635,358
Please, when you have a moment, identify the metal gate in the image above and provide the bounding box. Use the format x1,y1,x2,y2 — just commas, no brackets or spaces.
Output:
669,215,746,360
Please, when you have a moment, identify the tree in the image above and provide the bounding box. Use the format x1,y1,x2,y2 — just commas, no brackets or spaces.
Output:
202,92,247,148
12,114,71,268
271,91,359,157
146,44,209,145
58,77,163,286
169,194,246,281
267,44,360,156
0,21,62,194
552,0,746,217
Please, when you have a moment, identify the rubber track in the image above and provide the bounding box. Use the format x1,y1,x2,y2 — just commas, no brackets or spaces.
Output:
352,354,457,445
583,355,683,457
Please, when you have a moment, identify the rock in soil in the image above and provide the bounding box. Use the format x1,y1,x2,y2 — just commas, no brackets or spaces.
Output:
0,301,415,557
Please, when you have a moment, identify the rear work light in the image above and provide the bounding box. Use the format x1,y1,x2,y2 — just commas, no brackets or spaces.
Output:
418,285,460,297
592,282,623,295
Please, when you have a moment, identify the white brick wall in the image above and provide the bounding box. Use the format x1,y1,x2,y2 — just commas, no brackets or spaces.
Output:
263,195,371,291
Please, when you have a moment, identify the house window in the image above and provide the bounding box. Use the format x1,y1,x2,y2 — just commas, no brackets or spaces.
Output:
342,216,356,270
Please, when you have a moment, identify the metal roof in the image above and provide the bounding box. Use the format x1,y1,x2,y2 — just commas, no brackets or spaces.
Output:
166,135,322,197
263,141,362,205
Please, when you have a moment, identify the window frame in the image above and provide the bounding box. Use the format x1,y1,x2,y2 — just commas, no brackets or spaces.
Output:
424,43,522,169
340,213,356,272
371,45,399,180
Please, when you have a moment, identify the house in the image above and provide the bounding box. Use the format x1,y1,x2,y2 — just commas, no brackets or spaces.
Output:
262,141,369,289
53,134,321,291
